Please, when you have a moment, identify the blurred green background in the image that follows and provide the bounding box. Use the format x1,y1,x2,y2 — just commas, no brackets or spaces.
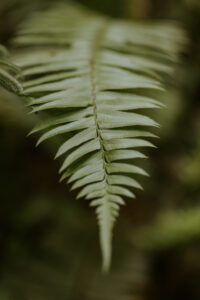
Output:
0,0,200,299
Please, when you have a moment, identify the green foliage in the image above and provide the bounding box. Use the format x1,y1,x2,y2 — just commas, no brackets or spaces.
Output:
132,205,200,251
10,2,185,270
0,44,23,94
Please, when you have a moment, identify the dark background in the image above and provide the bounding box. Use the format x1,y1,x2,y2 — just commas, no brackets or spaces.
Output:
0,0,200,299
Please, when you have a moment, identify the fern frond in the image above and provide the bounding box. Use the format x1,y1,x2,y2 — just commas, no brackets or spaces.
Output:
12,3,185,271
0,44,23,94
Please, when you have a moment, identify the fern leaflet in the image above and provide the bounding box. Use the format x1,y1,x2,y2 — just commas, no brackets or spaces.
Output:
0,44,22,94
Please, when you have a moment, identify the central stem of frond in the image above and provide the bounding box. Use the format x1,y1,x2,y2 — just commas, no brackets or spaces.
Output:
89,21,113,272
89,20,109,181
